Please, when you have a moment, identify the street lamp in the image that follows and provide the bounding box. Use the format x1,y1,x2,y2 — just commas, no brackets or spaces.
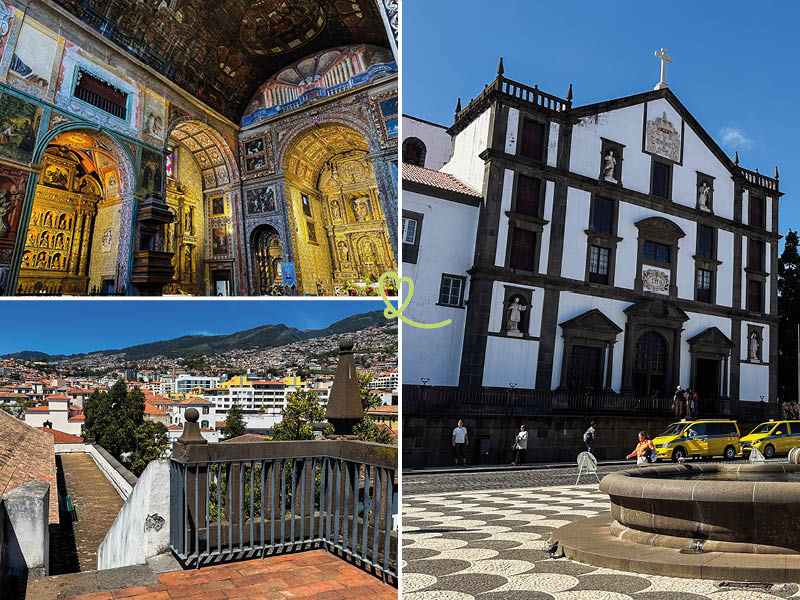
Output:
509,382,517,389
420,377,430,387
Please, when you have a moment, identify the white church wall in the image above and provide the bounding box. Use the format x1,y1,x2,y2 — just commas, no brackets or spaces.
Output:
743,190,749,226
741,320,770,362
402,116,452,170
547,122,560,167
767,196,773,232
487,281,545,337
553,292,628,391
402,189,479,386
561,188,590,280
495,169,515,266
679,313,733,388
539,181,555,273
505,108,519,154
739,363,770,402
717,229,734,308
441,107,491,191
482,336,538,389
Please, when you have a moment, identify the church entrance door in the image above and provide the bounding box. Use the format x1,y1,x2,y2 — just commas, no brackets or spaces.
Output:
568,345,603,393
633,331,667,398
695,357,720,403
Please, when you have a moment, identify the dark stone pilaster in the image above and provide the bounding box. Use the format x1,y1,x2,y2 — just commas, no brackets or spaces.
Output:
730,183,744,401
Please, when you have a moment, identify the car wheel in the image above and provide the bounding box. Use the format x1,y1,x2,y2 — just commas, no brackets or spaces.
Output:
724,445,736,460
672,447,686,462
764,444,775,459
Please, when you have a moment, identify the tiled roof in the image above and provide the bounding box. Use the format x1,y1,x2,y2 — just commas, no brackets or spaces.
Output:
402,163,482,197
367,405,398,415
179,398,214,406
25,406,50,413
0,410,57,524
144,401,167,416
221,433,270,443
37,427,84,444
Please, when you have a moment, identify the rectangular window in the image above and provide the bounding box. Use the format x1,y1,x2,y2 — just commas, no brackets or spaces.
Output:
519,119,545,161
509,228,536,271
515,174,541,217
750,196,765,228
438,275,464,307
651,161,670,199
696,269,712,303
402,217,417,244
74,69,128,120
643,240,670,263
592,197,614,235
747,279,763,312
697,225,714,259
589,246,610,284
748,239,764,271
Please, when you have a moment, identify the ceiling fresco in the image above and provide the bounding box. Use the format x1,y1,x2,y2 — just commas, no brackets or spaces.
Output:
51,0,390,122
170,121,232,188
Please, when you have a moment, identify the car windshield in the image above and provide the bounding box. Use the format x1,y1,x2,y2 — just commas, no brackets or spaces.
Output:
750,423,776,435
660,423,687,437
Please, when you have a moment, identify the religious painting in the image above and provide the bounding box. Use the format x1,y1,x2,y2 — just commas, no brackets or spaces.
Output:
101,229,112,252
370,90,398,147
245,155,266,172
211,195,225,217
351,196,371,222
0,2,14,67
212,227,228,256
142,89,166,140
301,194,312,217
7,18,60,99
139,148,163,194
240,132,274,179
246,186,276,215
306,220,317,244
42,165,69,189
244,138,264,156
644,104,682,163
0,92,42,163
0,173,25,245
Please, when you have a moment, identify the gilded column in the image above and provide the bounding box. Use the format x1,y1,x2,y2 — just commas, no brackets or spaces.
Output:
79,209,94,277
72,210,86,276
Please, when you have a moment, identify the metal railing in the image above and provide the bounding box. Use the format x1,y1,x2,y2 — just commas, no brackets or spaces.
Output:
170,440,397,581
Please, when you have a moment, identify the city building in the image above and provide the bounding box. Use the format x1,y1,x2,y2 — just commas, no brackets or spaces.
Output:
23,394,84,435
402,59,779,403
0,0,398,296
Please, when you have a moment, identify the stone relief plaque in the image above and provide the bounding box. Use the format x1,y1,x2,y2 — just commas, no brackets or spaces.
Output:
645,111,681,163
642,267,669,294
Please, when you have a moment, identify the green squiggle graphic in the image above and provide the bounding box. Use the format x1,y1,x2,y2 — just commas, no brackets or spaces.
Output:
378,271,451,329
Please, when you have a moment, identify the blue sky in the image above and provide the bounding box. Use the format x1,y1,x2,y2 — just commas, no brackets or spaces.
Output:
403,0,799,240
0,300,387,355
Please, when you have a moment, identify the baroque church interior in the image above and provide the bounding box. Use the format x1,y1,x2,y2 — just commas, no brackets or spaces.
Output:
0,0,398,295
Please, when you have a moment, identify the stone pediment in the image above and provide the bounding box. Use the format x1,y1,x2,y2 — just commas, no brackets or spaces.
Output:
634,216,686,239
624,298,689,323
560,308,623,338
687,327,735,350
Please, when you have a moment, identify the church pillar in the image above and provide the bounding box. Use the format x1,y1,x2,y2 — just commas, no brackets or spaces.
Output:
78,211,93,276
722,355,729,397
604,341,614,392
69,210,85,275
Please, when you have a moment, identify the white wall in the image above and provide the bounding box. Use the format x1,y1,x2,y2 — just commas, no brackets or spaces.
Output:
403,116,452,170
441,108,491,191
97,461,170,570
482,336,538,389
547,122,560,168
561,188,590,279
402,189,480,386
739,363,770,402
487,281,545,337
87,445,133,500
717,229,734,307
495,169,515,266
505,108,519,155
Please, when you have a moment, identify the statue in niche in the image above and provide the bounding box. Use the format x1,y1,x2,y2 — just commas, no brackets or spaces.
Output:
55,233,65,250
184,207,193,234
164,223,173,250
337,241,350,263
0,188,15,237
50,254,61,270
35,252,46,268
39,231,50,248
184,247,193,276
603,150,617,183
58,214,67,229
506,297,527,337
750,331,760,362
43,212,53,227
21,252,30,268
331,200,342,220
27,231,36,246
353,197,370,222
698,182,711,212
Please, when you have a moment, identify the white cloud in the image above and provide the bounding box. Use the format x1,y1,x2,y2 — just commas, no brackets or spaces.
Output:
719,126,753,151
189,330,221,337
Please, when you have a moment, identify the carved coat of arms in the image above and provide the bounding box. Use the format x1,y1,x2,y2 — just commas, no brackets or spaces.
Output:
642,268,669,292
645,111,681,162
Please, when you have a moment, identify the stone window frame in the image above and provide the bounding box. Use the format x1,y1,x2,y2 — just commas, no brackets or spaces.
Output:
745,275,766,314
745,237,768,276
402,137,427,167
649,157,673,201
402,209,424,264
556,308,622,393
693,223,720,304
511,171,545,220
599,138,625,187
749,193,766,229
634,217,685,298
503,171,550,274
436,273,466,309
584,194,622,287
497,285,534,340
515,112,549,165
744,324,765,365
696,172,715,213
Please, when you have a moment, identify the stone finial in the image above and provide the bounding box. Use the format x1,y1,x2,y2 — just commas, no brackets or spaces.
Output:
176,407,207,444
734,151,739,165
455,97,461,113
566,83,573,102
497,56,504,76
775,166,780,180
326,338,363,437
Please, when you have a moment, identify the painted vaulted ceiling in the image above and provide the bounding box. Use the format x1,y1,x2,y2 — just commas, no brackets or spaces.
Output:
51,0,390,122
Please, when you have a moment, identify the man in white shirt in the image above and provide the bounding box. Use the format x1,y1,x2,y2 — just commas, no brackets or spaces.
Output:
512,425,528,465
452,419,468,467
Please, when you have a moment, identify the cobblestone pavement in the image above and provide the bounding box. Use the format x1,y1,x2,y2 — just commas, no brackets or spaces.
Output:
51,453,124,573
403,471,799,599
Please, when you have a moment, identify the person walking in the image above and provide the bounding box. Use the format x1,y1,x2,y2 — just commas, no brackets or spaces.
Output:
583,421,597,455
684,388,692,418
452,419,469,467
691,389,699,418
512,425,528,465
626,431,656,466
672,386,683,419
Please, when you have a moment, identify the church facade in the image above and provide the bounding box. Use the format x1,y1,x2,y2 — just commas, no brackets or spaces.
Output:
402,62,780,404
0,0,398,296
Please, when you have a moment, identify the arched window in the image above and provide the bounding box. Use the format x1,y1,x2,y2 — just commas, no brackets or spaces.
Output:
252,225,283,294
402,137,427,167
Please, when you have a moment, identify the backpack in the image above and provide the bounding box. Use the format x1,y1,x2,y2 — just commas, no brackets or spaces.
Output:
583,429,593,444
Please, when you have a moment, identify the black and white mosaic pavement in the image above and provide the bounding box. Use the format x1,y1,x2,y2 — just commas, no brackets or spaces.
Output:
402,484,800,599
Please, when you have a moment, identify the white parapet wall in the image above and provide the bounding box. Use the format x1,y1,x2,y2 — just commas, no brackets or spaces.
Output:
97,460,170,571
3,481,50,581
55,444,137,500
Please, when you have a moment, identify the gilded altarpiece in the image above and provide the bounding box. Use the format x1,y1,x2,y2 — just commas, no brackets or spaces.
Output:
163,178,203,295
19,149,101,294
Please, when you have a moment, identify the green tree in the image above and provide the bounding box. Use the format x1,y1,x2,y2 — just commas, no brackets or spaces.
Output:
272,389,327,440
223,401,246,440
354,373,396,445
129,420,170,476
779,230,800,402
82,380,144,458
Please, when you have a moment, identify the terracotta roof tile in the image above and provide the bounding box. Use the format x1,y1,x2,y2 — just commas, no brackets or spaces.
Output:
144,401,167,416
402,163,482,197
37,427,84,444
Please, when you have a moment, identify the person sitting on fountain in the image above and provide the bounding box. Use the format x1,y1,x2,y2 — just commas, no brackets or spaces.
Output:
626,431,656,466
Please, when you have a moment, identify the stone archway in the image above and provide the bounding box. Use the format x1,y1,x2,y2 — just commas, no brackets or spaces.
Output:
250,224,283,294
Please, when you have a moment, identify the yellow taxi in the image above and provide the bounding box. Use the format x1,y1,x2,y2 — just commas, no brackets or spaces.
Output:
739,420,800,459
652,419,741,462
